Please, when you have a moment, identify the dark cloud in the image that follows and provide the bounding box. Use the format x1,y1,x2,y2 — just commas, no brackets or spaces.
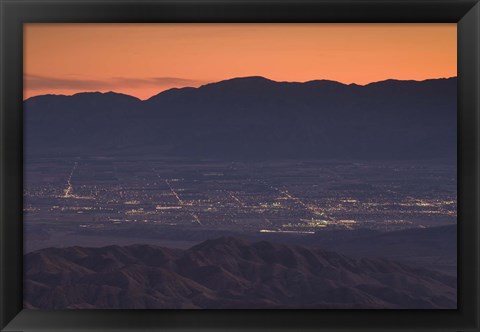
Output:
111,77,204,88
25,74,109,90
25,74,205,90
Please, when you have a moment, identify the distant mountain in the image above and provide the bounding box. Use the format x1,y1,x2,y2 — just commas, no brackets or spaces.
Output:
24,237,456,309
24,77,456,160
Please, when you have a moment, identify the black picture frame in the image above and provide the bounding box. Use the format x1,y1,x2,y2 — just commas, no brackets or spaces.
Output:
1,0,479,331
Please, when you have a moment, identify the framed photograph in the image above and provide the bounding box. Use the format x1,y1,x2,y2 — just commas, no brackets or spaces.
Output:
1,0,479,331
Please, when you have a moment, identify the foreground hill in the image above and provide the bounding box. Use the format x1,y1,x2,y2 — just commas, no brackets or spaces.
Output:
24,77,456,160
24,237,456,309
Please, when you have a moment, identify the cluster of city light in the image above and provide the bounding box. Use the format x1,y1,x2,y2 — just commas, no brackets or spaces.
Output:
24,161,457,234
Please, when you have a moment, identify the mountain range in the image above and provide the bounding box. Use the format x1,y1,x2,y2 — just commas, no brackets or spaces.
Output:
24,76,457,160
24,237,456,309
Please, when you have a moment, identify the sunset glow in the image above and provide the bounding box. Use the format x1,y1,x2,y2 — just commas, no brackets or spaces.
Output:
24,23,457,100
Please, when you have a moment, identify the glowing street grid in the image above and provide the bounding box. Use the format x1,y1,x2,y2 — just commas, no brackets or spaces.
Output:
24,158,457,234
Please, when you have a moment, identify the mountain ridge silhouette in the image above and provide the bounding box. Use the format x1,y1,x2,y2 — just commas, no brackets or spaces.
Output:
24,76,457,160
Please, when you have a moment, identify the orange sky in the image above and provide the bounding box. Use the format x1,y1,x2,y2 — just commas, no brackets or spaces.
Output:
24,24,457,100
